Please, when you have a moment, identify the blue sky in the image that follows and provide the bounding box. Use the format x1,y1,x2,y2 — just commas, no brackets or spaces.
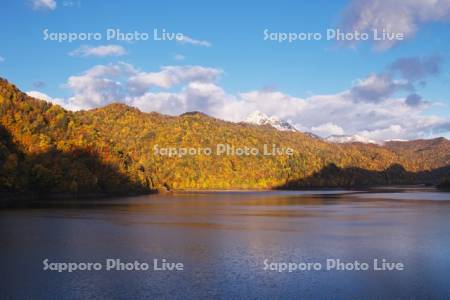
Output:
1,0,450,140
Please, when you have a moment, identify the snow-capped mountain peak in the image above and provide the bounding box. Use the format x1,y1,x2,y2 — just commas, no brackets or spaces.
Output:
244,111,297,131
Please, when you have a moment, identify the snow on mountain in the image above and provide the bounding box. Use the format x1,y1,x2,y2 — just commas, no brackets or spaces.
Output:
244,111,297,132
325,134,380,145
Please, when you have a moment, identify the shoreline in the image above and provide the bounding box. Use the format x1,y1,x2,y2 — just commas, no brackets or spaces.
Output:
2,184,448,206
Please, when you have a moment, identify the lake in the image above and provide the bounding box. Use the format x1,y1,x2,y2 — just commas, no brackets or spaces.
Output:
1,188,449,299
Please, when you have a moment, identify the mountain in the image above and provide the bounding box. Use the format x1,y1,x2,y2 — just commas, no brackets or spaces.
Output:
244,111,297,131
303,132,322,140
384,138,450,169
326,134,379,145
0,77,449,196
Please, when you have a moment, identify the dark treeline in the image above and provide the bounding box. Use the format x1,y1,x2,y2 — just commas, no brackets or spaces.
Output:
278,163,450,189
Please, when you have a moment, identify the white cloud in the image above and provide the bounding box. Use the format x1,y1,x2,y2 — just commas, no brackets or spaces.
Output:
340,0,450,49
64,63,133,109
51,62,450,141
312,123,345,136
130,92,186,115
69,45,126,57
128,65,222,94
0,56,4,63
26,91,76,109
56,63,222,110
30,0,56,10
358,125,407,141
27,91,54,102
178,35,211,47
216,90,306,122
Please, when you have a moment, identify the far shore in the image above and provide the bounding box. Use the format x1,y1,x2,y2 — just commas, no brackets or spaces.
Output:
1,184,448,208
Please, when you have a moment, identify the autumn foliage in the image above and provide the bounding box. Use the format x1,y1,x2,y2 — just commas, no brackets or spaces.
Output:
0,77,449,195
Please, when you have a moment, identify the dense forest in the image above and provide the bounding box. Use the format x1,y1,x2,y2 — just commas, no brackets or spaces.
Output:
0,77,449,197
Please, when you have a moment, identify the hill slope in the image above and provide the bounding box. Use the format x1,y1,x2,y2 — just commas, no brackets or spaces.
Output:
0,77,449,194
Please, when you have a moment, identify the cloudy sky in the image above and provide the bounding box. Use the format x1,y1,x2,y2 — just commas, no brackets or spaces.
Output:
1,0,450,140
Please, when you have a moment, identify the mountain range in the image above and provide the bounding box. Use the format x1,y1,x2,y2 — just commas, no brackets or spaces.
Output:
0,77,449,196
244,111,401,145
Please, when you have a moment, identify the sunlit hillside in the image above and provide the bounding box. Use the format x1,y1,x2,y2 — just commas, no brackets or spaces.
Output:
1,77,449,195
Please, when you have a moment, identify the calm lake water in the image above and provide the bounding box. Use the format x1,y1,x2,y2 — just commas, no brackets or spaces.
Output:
1,188,449,299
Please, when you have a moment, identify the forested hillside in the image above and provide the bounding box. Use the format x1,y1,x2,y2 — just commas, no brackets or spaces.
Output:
0,77,449,195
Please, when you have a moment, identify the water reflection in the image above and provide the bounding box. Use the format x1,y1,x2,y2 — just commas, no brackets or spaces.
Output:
0,188,449,299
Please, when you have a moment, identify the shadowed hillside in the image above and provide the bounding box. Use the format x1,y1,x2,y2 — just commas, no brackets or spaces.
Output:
0,77,449,194
277,163,450,189
0,124,153,198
